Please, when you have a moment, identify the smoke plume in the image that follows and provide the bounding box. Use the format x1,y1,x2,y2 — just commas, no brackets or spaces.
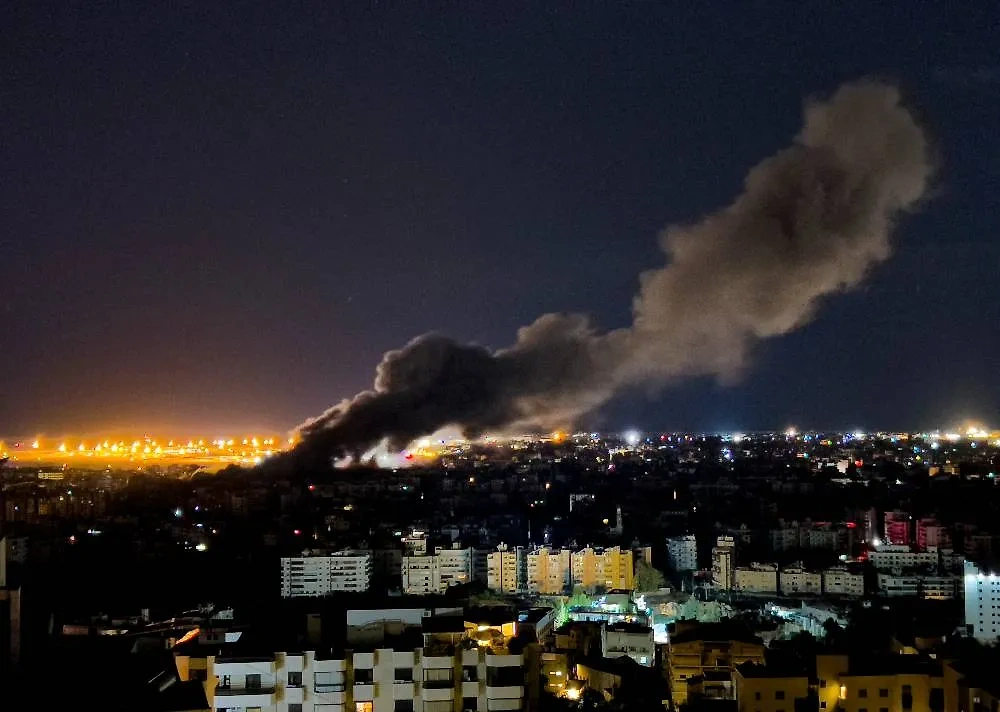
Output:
290,80,931,466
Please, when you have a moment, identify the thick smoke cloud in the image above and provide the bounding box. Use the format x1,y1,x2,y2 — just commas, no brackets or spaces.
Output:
290,80,932,466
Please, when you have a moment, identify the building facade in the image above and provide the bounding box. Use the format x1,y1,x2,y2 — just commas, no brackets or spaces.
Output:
570,546,634,591
712,537,736,591
778,565,822,596
280,552,372,598
733,564,778,594
822,566,865,597
667,534,698,573
526,548,572,594
487,544,526,593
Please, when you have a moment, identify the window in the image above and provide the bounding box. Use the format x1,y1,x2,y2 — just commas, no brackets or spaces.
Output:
190,669,208,681
755,693,762,701
487,666,524,687
246,674,261,690
463,697,478,712
356,704,373,712
859,708,867,712
463,666,478,682
354,668,374,684
820,680,827,689
288,671,303,687
394,667,413,682
219,675,231,689
289,706,303,712
880,690,889,698
859,689,868,699
424,668,454,688
315,671,346,692
880,708,889,712
821,703,827,709
395,701,414,712
776,691,786,700
902,685,913,710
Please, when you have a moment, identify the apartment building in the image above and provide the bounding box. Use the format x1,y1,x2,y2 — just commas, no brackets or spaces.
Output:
964,560,1000,642
869,545,963,574
487,544,526,593
401,546,476,595
526,548,572,595
878,572,959,599
667,622,765,706
733,563,778,594
779,564,821,596
570,546,634,591
601,622,655,667
712,537,736,591
280,551,372,598
822,566,865,597
667,534,699,573
175,609,534,712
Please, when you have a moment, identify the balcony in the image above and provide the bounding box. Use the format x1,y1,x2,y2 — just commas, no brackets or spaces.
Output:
393,681,416,699
216,686,275,696
354,684,374,701
424,687,456,702
486,686,524,700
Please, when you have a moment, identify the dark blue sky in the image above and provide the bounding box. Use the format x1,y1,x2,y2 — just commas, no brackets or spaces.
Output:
3,2,998,436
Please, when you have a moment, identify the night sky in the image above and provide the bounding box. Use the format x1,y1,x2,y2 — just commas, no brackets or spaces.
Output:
3,2,999,436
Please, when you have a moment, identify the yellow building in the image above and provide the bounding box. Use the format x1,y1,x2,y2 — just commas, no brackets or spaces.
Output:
739,653,948,712
735,665,811,712
571,546,635,591
527,547,572,594
667,622,766,706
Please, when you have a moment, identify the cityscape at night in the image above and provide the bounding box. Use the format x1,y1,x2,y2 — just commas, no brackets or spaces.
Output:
2,2,999,712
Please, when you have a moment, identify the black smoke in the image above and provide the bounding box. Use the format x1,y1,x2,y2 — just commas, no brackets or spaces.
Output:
286,80,932,467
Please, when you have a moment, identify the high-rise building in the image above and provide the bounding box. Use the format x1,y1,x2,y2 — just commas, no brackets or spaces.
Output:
280,551,372,598
487,544,526,593
666,534,699,572
712,536,735,590
526,547,572,594
964,561,1000,641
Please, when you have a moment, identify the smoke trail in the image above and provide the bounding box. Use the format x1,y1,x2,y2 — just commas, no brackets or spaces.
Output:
289,80,932,466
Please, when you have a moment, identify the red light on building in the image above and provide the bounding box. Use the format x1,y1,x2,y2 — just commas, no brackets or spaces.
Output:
855,459,864,468
846,522,857,529
293,529,301,536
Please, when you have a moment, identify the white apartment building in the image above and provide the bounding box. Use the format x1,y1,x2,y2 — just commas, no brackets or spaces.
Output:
733,563,778,594
602,622,655,667
869,545,962,573
965,561,1000,642
711,536,735,591
487,544,525,593
526,547,572,594
401,546,476,595
280,551,372,598
821,566,865,597
779,564,822,595
175,622,528,712
879,571,959,599
666,534,698,573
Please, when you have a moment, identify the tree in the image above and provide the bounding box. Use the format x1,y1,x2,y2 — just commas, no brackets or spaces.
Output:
635,560,667,592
